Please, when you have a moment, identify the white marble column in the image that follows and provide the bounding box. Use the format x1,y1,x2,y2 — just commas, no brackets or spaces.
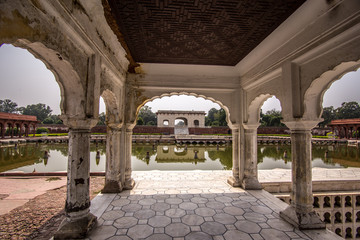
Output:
55,118,98,239
280,120,325,229
124,125,135,189
227,127,241,187
102,123,123,193
242,124,262,190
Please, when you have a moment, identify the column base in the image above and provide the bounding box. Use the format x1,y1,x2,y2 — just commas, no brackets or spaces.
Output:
280,206,325,230
102,180,123,193
124,178,135,190
53,212,97,239
227,176,241,187
241,177,262,190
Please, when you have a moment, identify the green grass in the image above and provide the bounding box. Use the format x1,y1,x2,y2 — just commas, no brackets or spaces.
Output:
32,133,68,137
312,135,335,139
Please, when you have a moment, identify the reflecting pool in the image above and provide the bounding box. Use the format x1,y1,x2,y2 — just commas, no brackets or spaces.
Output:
0,143,359,173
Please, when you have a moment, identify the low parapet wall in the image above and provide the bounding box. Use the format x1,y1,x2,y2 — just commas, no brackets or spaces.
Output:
262,180,360,193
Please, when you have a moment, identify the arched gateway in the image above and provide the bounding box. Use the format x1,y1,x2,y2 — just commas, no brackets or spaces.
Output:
1,0,360,238
157,110,205,128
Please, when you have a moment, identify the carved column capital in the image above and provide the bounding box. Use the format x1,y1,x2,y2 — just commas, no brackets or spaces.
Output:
243,123,260,130
107,122,123,131
282,118,322,131
229,123,240,130
60,115,98,130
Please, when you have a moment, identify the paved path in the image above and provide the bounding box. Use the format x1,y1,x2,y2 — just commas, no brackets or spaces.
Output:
88,171,341,240
258,167,360,183
1,168,359,216
0,176,66,215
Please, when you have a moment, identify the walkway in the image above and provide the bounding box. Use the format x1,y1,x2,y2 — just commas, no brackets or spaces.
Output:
259,167,360,182
0,176,66,215
88,171,340,240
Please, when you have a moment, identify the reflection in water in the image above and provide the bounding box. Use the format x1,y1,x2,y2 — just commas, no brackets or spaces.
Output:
0,143,106,173
132,144,231,171
0,143,359,173
257,144,360,169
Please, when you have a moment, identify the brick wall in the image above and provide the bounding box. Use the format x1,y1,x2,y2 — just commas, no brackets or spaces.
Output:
188,127,231,135
38,124,330,136
257,126,289,134
133,126,174,134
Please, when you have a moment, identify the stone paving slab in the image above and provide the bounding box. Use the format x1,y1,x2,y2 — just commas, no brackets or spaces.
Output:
258,168,360,183
87,171,342,240
0,176,66,215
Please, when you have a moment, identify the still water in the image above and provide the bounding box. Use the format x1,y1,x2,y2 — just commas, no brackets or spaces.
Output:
0,143,359,173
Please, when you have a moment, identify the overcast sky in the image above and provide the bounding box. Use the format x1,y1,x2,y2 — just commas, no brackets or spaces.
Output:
0,44,359,115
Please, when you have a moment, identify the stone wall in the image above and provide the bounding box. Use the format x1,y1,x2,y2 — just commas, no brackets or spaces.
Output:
157,110,206,128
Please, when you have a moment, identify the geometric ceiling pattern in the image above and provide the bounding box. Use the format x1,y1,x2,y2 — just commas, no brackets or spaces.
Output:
107,0,305,66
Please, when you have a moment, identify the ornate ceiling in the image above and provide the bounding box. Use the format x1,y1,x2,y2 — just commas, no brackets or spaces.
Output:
106,0,305,66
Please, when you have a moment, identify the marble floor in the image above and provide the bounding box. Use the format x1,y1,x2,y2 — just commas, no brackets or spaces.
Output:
87,171,341,240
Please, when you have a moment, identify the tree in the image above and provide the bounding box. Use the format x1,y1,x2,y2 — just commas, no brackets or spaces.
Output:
42,117,54,124
320,106,336,127
260,109,284,127
0,99,18,113
217,108,227,126
97,112,106,125
147,120,155,126
137,106,157,125
51,115,63,124
43,114,63,124
205,108,218,126
211,120,220,127
205,108,228,126
18,103,52,122
336,101,360,119
136,117,144,125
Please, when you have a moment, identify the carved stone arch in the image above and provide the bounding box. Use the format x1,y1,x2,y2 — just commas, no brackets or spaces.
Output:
162,119,170,126
303,60,360,120
101,89,121,125
175,117,188,126
247,94,283,125
10,39,86,119
100,64,125,125
136,91,233,127
0,0,102,124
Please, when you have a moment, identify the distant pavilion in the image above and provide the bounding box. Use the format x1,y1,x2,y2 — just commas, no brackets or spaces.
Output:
156,110,206,128
0,112,38,138
328,119,360,139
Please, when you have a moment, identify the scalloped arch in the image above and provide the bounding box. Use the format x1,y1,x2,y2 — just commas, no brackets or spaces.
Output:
9,39,86,118
101,89,118,112
247,94,283,125
136,92,231,126
304,60,360,120
100,89,121,124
